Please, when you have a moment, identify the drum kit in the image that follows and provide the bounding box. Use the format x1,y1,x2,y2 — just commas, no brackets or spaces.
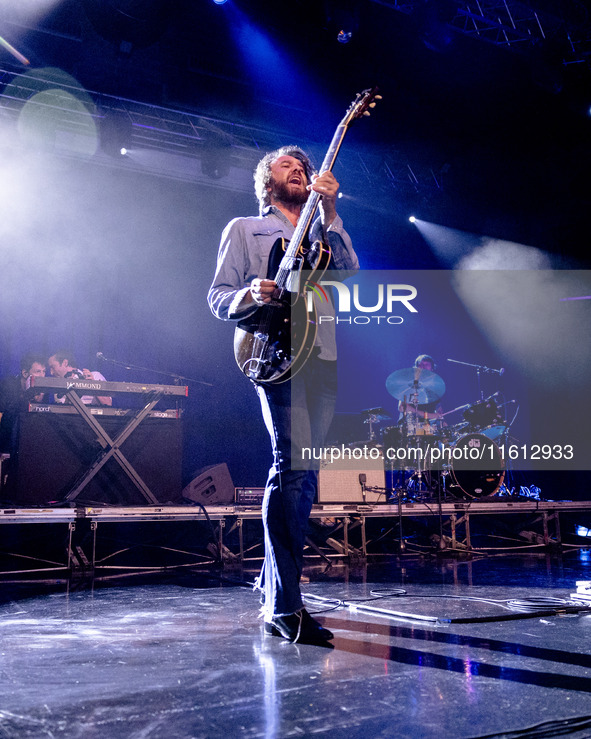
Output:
356,361,515,500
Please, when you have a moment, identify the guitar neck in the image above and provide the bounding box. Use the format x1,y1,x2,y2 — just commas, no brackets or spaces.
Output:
273,87,380,289
292,122,349,245
274,122,349,289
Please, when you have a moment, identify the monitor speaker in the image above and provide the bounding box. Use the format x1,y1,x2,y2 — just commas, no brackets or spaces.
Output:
182,463,235,505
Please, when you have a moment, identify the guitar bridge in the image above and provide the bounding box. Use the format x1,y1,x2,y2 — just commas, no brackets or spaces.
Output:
243,357,271,381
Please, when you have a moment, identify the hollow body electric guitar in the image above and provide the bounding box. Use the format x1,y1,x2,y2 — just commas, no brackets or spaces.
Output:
234,87,380,384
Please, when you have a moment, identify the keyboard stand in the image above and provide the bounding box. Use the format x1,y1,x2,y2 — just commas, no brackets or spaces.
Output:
63,390,164,504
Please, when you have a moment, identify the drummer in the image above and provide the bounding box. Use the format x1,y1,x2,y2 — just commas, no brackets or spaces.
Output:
398,355,445,430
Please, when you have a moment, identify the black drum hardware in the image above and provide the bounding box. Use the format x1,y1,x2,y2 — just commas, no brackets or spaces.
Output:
347,361,517,501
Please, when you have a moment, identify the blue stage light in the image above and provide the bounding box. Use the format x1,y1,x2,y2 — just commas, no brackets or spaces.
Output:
409,216,416,223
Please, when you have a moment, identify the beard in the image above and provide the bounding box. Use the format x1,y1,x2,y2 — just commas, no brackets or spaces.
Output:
269,178,309,207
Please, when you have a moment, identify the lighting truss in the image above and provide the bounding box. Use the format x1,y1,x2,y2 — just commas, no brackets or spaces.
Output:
373,0,591,66
0,68,443,195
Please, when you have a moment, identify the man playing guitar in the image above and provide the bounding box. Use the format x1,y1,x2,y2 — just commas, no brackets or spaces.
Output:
208,145,358,645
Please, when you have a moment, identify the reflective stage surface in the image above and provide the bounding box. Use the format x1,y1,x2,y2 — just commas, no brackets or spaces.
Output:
1,552,591,738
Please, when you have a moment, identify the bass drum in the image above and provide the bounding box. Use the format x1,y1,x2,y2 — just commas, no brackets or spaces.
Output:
449,433,504,499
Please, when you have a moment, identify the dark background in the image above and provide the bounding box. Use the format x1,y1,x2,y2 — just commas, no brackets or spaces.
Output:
0,0,589,492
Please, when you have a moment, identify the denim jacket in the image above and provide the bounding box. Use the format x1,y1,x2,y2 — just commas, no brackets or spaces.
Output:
208,206,358,360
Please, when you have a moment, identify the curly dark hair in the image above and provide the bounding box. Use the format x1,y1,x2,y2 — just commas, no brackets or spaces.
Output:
19,353,46,373
253,145,316,214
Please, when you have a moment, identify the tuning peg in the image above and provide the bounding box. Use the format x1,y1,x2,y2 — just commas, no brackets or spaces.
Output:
369,102,376,108
375,95,383,100
363,111,371,116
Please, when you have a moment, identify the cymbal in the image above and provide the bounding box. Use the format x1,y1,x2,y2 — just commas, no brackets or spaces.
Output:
347,440,383,449
361,407,390,421
386,367,446,404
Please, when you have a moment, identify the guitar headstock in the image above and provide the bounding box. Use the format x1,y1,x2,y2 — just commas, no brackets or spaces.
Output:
344,86,382,125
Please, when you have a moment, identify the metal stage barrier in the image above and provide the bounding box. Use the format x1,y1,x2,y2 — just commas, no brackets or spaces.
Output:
0,499,590,579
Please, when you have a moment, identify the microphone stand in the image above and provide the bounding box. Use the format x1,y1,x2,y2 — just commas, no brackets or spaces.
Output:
447,358,504,401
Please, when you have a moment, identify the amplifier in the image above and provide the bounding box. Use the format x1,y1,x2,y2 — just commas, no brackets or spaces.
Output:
317,457,386,504
16,412,183,505
235,486,265,505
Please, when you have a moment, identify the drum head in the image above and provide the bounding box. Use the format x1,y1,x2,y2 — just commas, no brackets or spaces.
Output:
449,433,504,499
479,424,506,441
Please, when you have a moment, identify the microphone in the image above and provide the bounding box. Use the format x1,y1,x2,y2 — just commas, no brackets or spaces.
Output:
359,473,367,504
95,352,132,370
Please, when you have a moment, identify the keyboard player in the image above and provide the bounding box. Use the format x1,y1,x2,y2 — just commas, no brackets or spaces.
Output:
48,351,112,406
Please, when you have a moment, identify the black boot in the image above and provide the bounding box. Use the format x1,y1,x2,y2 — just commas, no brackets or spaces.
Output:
264,609,333,644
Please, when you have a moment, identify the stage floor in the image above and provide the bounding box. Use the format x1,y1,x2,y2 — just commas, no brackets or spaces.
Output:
1,552,591,738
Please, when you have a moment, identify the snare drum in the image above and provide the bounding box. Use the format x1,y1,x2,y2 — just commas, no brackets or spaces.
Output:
448,433,504,499
404,415,437,437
